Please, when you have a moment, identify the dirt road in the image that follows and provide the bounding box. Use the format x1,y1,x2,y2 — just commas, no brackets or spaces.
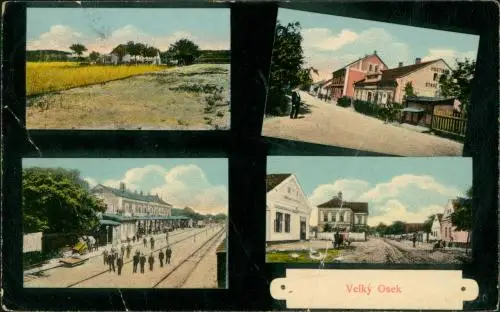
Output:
27,64,230,130
336,237,468,264
262,92,463,156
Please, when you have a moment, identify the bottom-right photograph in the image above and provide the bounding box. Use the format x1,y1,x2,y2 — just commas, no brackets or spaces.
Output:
265,156,473,264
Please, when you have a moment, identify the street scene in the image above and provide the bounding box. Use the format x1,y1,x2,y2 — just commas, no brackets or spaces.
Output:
23,158,228,288
266,157,472,264
263,8,479,156
26,8,230,130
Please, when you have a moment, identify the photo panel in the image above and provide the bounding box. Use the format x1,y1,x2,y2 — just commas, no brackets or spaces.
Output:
26,6,230,130
22,158,228,289
265,156,473,265
262,8,480,156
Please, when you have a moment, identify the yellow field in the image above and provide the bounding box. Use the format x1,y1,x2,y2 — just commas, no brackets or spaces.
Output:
26,62,167,96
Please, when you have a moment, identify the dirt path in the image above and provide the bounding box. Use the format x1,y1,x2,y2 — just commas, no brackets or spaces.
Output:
26,64,230,130
262,92,463,156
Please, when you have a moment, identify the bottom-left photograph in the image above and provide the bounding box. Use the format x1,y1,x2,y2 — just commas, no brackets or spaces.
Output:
22,158,228,289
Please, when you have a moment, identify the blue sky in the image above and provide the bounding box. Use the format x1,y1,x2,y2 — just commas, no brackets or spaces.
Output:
23,158,228,215
268,156,472,226
278,8,480,81
27,8,230,54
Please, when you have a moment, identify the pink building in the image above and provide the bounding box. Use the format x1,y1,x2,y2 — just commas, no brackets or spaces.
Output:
330,51,388,101
441,199,470,244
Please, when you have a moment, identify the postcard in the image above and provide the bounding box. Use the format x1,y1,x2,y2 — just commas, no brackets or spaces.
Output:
26,8,230,130
22,158,228,289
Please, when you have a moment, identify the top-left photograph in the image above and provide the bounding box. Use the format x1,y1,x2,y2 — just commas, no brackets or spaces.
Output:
26,7,230,130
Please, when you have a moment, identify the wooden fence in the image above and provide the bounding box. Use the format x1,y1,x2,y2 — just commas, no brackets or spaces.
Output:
431,112,467,138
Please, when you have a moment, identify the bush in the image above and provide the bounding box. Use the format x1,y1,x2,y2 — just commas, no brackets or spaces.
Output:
353,99,380,116
337,96,351,107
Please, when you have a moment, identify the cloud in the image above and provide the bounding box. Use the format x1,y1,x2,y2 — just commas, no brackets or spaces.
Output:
94,164,227,215
302,28,359,52
422,49,477,66
84,177,98,188
27,25,85,52
308,174,460,226
357,174,459,203
367,200,444,226
27,24,229,55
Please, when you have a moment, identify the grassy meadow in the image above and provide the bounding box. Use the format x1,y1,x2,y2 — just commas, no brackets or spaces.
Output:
266,249,342,263
26,62,167,96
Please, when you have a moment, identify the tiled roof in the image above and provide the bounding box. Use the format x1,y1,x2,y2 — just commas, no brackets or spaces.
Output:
354,59,440,87
317,197,368,214
333,53,388,74
266,174,292,192
93,184,171,206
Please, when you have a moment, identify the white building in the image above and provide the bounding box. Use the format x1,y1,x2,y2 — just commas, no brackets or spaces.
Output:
266,174,313,243
429,213,443,241
109,51,162,65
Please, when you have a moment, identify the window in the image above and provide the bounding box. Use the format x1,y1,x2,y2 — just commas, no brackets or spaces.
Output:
287,187,291,194
433,73,438,81
332,214,336,222
387,94,392,103
367,92,372,102
285,214,291,233
275,212,283,232
323,212,328,222
369,64,373,72
340,215,344,222
375,65,378,72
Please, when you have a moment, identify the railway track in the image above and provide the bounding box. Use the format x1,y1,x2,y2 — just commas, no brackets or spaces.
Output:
66,226,221,288
152,225,226,288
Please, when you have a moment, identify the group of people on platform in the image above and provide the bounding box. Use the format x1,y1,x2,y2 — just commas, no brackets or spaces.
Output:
102,232,173,275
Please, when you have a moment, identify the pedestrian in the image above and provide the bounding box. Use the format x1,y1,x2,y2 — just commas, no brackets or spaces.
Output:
289,91,297,119
103,249,109,266
412,233,417,248
150,237,155,250
108,252,115,272
166,247,172,264
159,249,165,267
165,231,169,243
143,237,147,248
139,253,146,274
293,90,301,119
148,253,155,271
126,243,132,259
133,251,140,273
133,236,136,243
121,244,125,257
127,237,131,244
117,255,123,276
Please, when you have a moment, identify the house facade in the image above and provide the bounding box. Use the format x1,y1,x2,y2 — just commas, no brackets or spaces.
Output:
109,52,162,65
441,199,470,244
91,183,185,243
429,213,443,241
330,51,388,101
353,58,452,105
266,174,313,243
317,191,369,232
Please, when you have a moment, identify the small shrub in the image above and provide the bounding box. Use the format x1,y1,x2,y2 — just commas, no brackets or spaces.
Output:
353,99,380,117
337,96,351,107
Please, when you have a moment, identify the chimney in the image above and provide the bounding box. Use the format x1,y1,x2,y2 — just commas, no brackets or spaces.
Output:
373,50,377,55
338,191,343,201
398,62,403,68
415,57,421,64
119,182,125,191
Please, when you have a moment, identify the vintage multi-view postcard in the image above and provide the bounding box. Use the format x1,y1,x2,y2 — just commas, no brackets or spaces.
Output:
22,158,228,288
262,9,479,156
26,8,230,130
266,156,472,265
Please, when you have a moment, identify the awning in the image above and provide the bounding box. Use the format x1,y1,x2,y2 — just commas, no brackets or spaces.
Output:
401,107,425,113
100,219,121,226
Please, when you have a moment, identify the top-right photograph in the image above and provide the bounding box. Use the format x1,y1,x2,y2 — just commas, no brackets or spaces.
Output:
262,8,480,156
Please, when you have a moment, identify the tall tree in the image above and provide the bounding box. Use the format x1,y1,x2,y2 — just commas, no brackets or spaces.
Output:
112,44,128,64
69,43,87,61
89,51,100,63
391,220,407,235
375,222,388,237
167,39,201,66
267,21,305,115
404,81,416,99
451,186,473,253
297,66,319,91
438,58,475,116
22,167,106,235
422,215,436,242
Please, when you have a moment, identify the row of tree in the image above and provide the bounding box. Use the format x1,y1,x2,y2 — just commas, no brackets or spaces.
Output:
68,38,208,66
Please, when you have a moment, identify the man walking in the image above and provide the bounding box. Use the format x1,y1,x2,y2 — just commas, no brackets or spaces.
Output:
150,237,155,250
108,252,115,272
166,247,172,264
159,249,165,267
132,251,140,273
139,253,146,274
412,233,417,248
292,90,301,119
103,249,109,266
148,253,155,271
120,244,125,257
117,255,123,276
126,243,132,259
143,237,147,248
